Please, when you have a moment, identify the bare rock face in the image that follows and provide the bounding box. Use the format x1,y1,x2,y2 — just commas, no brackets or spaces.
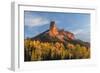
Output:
49,21,59,37
65,31,75,40
49,21,75,40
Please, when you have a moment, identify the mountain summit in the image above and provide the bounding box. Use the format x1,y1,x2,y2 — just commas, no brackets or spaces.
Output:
30,21,90,48
49,21,75,40
49,21,58,37
31,21,75,42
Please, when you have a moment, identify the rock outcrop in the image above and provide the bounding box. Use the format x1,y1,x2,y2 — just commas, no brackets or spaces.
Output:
49,21,75,40
49,21,59,37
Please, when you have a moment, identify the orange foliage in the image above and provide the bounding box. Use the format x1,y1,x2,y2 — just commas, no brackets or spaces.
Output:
24,40,90,61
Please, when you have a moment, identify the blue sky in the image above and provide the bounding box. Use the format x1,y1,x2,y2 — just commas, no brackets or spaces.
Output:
24,11,90,42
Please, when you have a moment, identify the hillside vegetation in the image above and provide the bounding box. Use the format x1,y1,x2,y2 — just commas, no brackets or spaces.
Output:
24,39,90,61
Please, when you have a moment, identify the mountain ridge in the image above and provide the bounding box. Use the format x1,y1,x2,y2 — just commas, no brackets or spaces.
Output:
28,21,90,48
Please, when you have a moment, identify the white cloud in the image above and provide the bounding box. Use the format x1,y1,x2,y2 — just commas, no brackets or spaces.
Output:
72,28,90,42
25,16,49,27
72,24,90,35
72,29,84,35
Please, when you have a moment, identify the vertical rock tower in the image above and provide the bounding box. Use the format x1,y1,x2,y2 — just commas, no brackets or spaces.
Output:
49,21,58,37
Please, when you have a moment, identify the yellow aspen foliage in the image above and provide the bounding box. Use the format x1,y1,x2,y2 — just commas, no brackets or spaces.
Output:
24,39,90,61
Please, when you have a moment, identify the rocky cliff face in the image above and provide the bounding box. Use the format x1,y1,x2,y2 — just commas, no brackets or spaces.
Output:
48,21,75,40
49,21,59,37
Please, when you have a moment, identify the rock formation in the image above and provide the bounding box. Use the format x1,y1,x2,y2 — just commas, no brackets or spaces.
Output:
49,21,59,37
49,21,75,40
